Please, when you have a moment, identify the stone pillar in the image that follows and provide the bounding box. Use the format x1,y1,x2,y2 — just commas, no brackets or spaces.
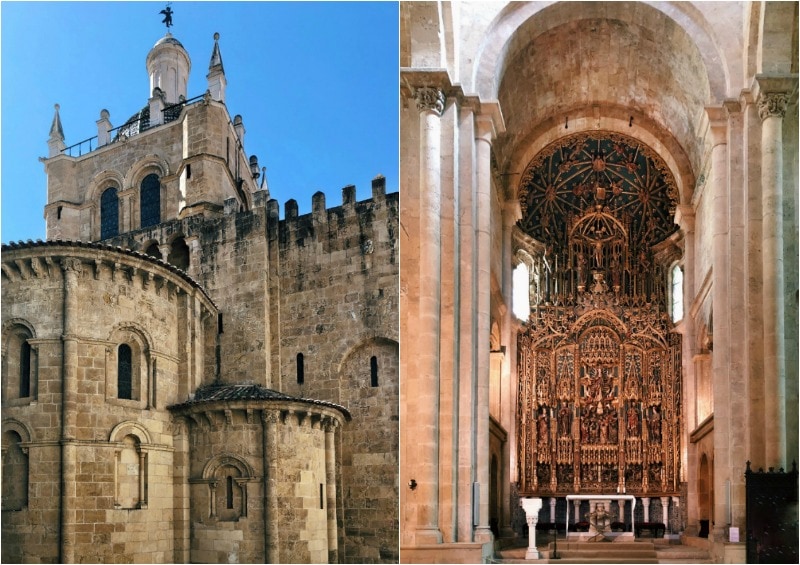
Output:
209,482,217,518
618,499,625,524
262,411,279,563
520,498,543,560
185,236,201,279
672,496,681,533
324,420,338,564
159,244,170,263
412,85,445,544
642,497,650,522
708,107,732,542
758,90,789,469
500,199,520,539
96,109,112,147
660,496,670,525
573,500,582,524
474,113,496,544
138,452,147,508
59,257,82,564
549,497,557,523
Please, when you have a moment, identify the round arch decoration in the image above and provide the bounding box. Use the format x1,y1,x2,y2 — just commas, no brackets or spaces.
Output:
109,421,152,445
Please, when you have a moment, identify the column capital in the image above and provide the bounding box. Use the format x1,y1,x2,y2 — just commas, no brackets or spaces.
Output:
704,106,728,146
414,86,446,116
673,205,695,232
757,92,790,121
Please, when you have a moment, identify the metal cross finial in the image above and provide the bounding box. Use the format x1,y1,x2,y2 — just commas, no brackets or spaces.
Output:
160,4,174,29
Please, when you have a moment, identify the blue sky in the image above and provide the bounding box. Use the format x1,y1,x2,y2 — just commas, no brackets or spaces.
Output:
1,1,398,243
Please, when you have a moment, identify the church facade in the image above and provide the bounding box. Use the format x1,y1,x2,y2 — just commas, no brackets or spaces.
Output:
400,1,797,563
2,31,398,564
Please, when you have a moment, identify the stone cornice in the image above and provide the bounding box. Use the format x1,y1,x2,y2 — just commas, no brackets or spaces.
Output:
1,240,217,311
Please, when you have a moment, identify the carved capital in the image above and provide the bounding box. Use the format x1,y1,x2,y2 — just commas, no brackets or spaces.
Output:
757,92,789,121
60,257,83,275
262,410,279,425
415,87,445,116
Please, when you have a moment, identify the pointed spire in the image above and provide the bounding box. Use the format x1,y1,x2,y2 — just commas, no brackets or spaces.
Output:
260,166,270,194
207,32,227,103
209,32,224,73
49,103,64,140
48,104,66,157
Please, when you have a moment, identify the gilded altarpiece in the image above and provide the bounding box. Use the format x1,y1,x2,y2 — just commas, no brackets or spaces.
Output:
518,311,681,496
515,132,682,498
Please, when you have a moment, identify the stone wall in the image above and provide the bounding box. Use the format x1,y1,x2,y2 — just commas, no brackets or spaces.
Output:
268,176,400,563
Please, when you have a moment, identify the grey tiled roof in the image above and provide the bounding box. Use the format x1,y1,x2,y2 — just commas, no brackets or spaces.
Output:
170,383,351,420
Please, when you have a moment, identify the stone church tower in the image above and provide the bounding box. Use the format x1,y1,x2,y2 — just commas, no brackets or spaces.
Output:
2,29,398,564
400,2,797,563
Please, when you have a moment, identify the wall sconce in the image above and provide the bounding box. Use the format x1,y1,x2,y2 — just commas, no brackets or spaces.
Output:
408,479,417,490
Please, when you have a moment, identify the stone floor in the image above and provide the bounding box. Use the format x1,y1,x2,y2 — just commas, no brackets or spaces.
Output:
491,537,712,564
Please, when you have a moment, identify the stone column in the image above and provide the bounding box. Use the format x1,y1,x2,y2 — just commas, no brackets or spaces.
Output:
618,499,625,524
473,113,496,544
501,200,521,539
672,496,681,533
413,84,445,545
520,498,543,560
185,236,201,279
660,496,670,526
573,500,582,524
324,420,338,564
758,90,789,469
158,244,170,263
59,257,82,564
262,411,279,562
138,452,147,508
708,107,732,542
209,482,217,518
642,497,650,522
549,497,557,523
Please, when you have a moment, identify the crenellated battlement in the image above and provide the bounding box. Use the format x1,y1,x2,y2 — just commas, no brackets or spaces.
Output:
267,175,398,256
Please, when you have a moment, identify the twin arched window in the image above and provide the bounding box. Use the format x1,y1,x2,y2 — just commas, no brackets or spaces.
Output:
99,173,161,240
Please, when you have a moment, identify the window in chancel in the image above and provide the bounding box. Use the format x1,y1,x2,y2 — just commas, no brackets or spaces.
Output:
140,174,161,228
671,264,684,323
100,187,119,239
512,262,531,321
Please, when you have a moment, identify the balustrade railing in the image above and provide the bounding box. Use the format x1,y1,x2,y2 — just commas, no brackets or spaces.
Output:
60,93,205,158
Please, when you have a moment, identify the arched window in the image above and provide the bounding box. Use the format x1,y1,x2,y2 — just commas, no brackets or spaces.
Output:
118,344,133,400
115,434,144,509
226,476,234,509
1,430,28,511
144,242,161,259
512,262,531,321
140,174,161,228
297,353,304,385
3,324,35,402
168,237,190,271
671,264,684,323
100,187,119,239
370,355,379,387
19,341,31,398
